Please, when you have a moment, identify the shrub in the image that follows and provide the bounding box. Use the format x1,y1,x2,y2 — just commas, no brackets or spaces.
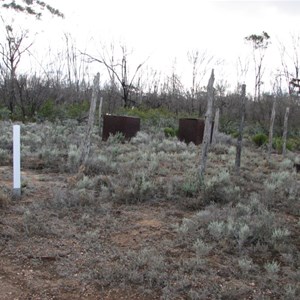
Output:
66,100,90,119
273,137,294,153
252,133,268,147
0,107,11,120
164,127,178,138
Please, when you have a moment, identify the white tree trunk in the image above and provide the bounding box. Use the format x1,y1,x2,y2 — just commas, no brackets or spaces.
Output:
268,97,276,160
199,69,215,179
80,73,100,165
282,107,290,158
211,107,220,144
235,84,246,172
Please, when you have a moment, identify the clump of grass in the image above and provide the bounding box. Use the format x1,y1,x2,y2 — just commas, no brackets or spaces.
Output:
252,133,268,147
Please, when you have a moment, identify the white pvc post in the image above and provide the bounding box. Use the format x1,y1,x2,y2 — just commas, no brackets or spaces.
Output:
13,125,21,197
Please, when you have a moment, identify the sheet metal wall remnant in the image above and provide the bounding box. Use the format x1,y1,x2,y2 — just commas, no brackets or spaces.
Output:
178,118,214,145
294,163,300,173
102,115,140,141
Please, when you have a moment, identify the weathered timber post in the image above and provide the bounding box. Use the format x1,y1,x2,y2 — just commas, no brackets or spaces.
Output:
80,73,100,165
268,97,276,161
199,69,215,179
282,107,290,158
235,84,246,172
211,107,220,144
13,125,21,198
98,96,103,135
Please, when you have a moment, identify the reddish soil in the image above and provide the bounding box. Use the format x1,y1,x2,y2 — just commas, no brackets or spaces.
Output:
0,166,188,299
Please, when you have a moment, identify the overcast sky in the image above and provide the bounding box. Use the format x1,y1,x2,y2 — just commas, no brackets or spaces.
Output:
2,0,300,93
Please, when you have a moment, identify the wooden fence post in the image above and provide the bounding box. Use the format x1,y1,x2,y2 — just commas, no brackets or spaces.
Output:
98,96,103,135
235,84,246,172
268,97,276,161
199,69,215,179
79,73,100,165
211,107,220,145
282,107,290,158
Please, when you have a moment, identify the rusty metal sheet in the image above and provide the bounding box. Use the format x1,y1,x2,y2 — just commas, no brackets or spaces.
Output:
178,118,205,145
178,118,214,145
102,115,140,141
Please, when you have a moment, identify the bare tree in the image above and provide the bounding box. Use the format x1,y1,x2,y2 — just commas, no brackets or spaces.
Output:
236,56,249,88
0,21,33,114
64,33,88,95
245,31,270,101
82,45,147,108
278,33,300,95
187,49,213,112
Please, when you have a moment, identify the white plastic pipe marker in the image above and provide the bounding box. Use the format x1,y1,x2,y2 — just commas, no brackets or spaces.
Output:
13,125,21,197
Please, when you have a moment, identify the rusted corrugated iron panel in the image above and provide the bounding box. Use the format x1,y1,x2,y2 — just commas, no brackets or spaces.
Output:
102,115,140,141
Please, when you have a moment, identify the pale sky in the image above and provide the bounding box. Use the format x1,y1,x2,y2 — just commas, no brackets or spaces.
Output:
1,0,300,94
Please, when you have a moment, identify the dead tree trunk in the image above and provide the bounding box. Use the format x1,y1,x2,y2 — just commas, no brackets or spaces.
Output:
268,97,276,161
199,69,215,179
235,84,246,172
211,107,220,144
80,73,100,165
282,107,290,158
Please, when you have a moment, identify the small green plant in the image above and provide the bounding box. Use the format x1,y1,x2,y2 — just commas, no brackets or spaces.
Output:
252,133,268,146
164,127,178,138
273,137,294,153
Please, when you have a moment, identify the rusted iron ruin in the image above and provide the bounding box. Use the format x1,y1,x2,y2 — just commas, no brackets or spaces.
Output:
178,118,214,145
102,115,140,141
289,78,300,96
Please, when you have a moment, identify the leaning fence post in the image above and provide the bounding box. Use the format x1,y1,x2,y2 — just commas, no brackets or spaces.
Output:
13,124,21,198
